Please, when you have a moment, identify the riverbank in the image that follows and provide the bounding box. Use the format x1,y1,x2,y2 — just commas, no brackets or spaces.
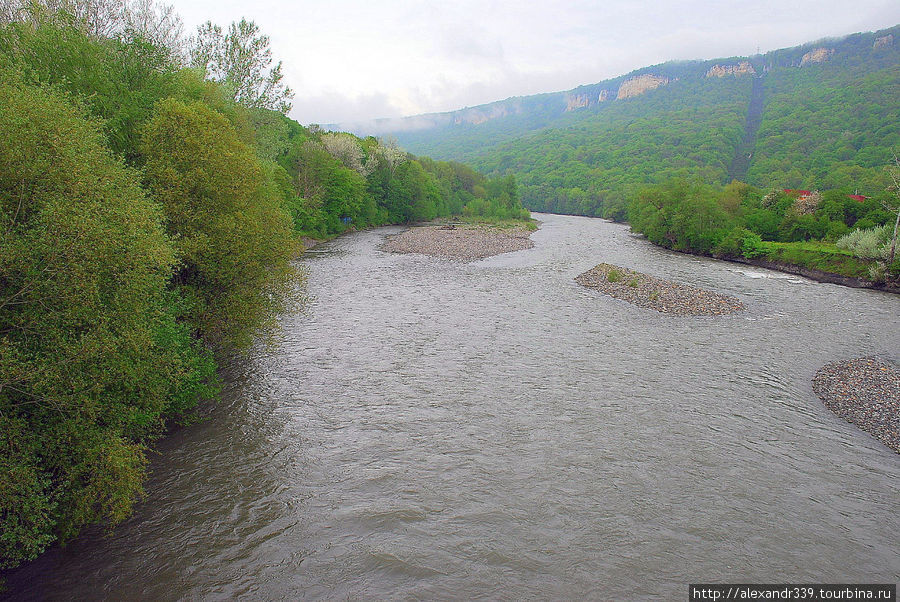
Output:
575,263,745,315
723,254,900,294
813,357,900,454
627,239,900,294
301,236,322,250
381,222,535,261
627,230,900,294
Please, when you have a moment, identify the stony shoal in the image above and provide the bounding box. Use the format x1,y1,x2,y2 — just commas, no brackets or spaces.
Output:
813,357,900,454
575,263,745,316
382,224,534,261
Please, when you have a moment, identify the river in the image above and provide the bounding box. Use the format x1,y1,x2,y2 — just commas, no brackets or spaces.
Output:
4,213,899,600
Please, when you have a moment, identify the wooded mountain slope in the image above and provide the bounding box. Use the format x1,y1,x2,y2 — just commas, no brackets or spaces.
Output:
376,25,900,220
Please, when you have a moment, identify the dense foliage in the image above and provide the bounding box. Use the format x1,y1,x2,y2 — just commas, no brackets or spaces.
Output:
0,6,530,572
627,178,898,280
748,62,900,190
277,130,529,237
0,78,218,569
141,98,301,349
390,25,900,220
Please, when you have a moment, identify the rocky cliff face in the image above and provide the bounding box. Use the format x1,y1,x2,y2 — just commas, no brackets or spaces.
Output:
875,34,893,48
453,111,489,125
706,61,756,78
800,47,834,66
565,93,591,111
616,74,669,100
564,89,611,111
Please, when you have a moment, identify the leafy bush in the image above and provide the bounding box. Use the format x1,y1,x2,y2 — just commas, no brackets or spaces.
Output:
141,98,302,349
0,17,177,163
607,269,623,283
778,212,829,242
629,179,735,253
836,224,891,260
714,227,748,257
714,227,767,259
741,232,767,259
888,256,900,276
824,219,851,241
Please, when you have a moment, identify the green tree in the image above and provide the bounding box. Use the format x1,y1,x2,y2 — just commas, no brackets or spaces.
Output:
0,15,177,162
141,98,302,348
189,18,292,113
628,179,733,252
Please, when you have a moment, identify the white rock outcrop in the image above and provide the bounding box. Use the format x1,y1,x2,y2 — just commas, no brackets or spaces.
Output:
616,74,669,100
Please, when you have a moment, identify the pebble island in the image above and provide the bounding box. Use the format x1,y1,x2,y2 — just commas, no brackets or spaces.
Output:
813,357,900,454
382,223,534,261
575,263,745,316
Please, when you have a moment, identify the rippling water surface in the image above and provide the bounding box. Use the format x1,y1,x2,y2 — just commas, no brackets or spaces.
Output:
5,213,900,600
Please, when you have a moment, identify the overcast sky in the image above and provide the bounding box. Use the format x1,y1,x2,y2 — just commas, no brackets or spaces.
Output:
167,0,900,126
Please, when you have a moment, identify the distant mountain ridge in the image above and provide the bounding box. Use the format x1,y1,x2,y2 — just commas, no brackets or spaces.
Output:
344,27,893,136
346,25,899,219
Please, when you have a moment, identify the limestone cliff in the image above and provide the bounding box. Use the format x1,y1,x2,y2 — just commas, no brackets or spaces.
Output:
875,34,893,49
565,93,591,111
616,74,669,100
800,47,833,66
706,61,756,78
563,89,611,111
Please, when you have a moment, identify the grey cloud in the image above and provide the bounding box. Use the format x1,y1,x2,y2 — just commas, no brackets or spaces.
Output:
289,91,406,126
437,22,505,61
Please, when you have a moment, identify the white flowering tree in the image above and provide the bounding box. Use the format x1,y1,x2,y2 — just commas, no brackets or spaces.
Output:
321,133,373,177
375,136,407,175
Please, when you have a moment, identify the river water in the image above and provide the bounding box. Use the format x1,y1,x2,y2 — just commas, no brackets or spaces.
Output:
4,213,899,600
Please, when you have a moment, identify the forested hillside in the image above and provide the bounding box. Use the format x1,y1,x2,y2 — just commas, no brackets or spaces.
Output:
0,2,528,573
378,25,900,220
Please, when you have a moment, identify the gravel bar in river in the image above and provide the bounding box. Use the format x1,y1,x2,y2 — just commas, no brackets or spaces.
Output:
813,357,900,454
382,224,534,261
575,263,745,315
